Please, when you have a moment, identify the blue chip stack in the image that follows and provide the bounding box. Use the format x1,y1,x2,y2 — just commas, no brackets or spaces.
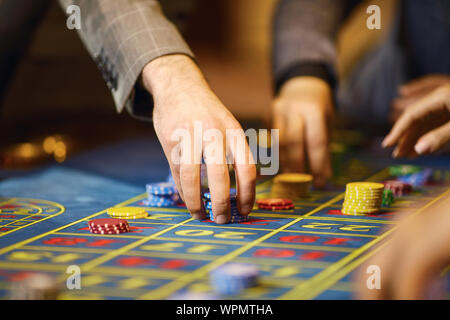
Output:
202,189,248,223
210,263,259,295
144,182,180,207
398,168,433,187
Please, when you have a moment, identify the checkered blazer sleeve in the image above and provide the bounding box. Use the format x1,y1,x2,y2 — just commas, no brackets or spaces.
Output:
58,0,194,118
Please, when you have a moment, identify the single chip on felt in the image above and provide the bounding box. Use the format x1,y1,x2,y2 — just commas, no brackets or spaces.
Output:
88,218,129,228
258,204,295,210
106,207,147,216
89,225,130,232
9,273,61,300
210,263,259,295
256,198,293,206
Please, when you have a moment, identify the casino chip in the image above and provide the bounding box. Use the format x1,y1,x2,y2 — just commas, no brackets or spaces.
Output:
145,181,182,207
257,198,294,210
170,292,220,300
106,207,148,219
203,189,248,223
382,189,394,207
383,180,412,196
388,165,421,177
146,182,177,196
271,173,312,199
88,218,130,234
9,273,61,300
210,263,259,295
397,168,433,187
342,182,384,215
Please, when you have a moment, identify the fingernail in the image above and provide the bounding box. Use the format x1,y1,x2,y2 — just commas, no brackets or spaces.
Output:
415,140,430,155
215,214,228,224
192,212,204,220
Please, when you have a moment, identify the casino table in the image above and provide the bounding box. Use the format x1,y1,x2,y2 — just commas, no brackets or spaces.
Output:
0,136,449,300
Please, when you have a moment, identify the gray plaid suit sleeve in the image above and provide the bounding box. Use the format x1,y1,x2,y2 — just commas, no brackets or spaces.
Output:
58,0,194,117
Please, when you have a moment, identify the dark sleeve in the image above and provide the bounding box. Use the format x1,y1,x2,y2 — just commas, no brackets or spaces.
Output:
272,0,348,94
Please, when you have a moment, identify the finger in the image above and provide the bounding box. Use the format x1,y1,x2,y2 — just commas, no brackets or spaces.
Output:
399,75,450,97
285,114,306,173
169,163,184,202
382,88,448,147
272,100,290,171
204,133,230,224
392,131,420,158
229,130,256,216
305,111,331,188
180,163,204,220
206,163,231,224
414,121,450,155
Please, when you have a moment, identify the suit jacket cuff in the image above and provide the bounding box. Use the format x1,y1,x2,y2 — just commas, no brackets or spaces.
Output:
274,62,336,95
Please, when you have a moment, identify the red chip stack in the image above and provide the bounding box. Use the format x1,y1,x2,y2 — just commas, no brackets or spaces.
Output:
88,218,130,234
383,180,412,196
256,198,294,211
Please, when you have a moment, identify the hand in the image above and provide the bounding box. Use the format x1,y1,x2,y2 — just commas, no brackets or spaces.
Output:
142,55,256,224
272,76,334,188
356,194,450,299
390,74,450,123
383,77,450,157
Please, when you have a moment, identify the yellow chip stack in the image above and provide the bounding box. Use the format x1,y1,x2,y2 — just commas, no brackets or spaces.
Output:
271,173,313,199
342,182,384,215
107,207,149,219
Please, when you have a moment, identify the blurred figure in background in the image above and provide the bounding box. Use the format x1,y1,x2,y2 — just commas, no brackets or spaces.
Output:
272,0,450,187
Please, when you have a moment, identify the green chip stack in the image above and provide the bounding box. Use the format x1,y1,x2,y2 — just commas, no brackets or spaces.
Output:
388,165,421,177
382,189,394,207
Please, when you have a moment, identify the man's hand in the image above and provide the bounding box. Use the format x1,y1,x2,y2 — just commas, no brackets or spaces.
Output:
390,75,450,122
272,76,334,188
356,194,450,299
142,54,256,224
383,75,450,157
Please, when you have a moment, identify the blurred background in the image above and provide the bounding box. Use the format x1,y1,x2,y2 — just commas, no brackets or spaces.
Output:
0,0,395,169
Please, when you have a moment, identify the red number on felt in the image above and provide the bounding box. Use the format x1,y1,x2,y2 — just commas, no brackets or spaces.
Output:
253,248,296,258
279,235,320,243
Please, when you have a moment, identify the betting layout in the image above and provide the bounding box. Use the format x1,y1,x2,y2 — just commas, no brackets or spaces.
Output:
0,164,449,299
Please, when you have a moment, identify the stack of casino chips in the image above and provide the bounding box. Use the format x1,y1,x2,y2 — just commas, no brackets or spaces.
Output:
107,207,149,219
256,198,294,211
210,263,259,295
203,189,248,223
383,180,412,196
145,182,181,207
382,189,395,207
388,165,421,177
271,173,313,199
9,273,61,300
397,168,433,187
88,218,130,234
342,182,385,215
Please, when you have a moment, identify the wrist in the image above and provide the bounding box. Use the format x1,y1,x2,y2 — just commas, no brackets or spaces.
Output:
279,76,332,97
142,54,207,102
